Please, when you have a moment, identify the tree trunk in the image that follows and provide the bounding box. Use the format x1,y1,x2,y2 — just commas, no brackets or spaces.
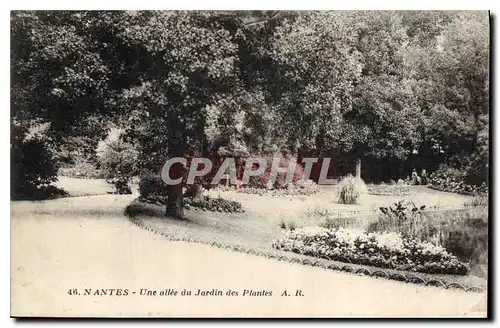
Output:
166,183,184,219
355,158,361,179
184,144,204,199
165,141,185,219
185,184,203,199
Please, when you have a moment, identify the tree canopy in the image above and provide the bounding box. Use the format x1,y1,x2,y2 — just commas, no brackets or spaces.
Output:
11,10,490,212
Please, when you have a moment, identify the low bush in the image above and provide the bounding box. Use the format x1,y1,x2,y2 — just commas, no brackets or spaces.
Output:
139,194,168,206
106,177,133,194
34,185,69,200
428,165,487,196
367,183,411,196
433,209,488,277
305,205,333,218
139,192,245,213
367,200,429,240
337,174,360,204
58,156,105,179
238,181,319,196
439,219,488,269
279,215,302,231
272,227,468,275
184,195,245,213
139,172,169,198
246,155,306,189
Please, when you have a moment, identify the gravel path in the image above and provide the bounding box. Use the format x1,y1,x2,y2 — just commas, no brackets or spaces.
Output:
11,195,487,317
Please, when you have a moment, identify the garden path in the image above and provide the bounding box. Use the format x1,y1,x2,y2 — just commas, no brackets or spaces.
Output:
11,194,486,317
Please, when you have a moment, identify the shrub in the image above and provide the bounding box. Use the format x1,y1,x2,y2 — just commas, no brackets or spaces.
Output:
35,185,69,200
272,227,468,275
367,183,411,196
11,121,59,199
184,195,244,213
434,209,488,277
368,200,429,240
139,193,245,213
97,138,139,180
139,171,169,198
246,155,305,189
305,205,332,218
428,165,487,196
337,174,360,204
58,155,105,179
439,220,488,268
279,215,302,231
238,181,319,196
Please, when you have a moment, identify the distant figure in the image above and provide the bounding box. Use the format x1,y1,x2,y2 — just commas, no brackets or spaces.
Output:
421,169,428,185
411,169,420,185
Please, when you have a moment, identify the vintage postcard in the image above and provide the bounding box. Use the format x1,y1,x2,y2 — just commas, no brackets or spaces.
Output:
10,10,489,318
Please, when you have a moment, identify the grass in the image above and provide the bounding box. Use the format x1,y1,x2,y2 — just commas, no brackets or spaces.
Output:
278,215,303,231
128,197,487,289
463,194,489,208
305,205,333,217
55,176,139,197
16,175,487,289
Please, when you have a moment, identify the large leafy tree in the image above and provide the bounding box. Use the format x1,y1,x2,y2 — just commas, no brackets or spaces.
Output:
267,11,426,180
108,11,243,218
345,12,427,180
11,10,489,202
11,11,113,144
405,11,489,183
11,11,117,195
269,11,363,154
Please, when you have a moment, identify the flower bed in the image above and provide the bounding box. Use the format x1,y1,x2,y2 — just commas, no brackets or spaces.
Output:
139,195,244,213
272,227,468,275
367,183,411,196
236,185,319,197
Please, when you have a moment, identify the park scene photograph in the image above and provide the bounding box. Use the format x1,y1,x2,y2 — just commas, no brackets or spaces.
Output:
10,10,489,318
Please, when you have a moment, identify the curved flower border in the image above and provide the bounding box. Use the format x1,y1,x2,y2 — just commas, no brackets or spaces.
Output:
128,216,486,294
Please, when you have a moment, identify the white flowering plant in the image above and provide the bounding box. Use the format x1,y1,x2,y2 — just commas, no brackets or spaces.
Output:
272,227,468,275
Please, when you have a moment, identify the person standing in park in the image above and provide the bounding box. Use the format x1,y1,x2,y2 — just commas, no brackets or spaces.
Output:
421,169,428,185
411,169,420,185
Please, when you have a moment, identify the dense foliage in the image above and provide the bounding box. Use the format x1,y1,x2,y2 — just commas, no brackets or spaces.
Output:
11,120,59,199
139,193,244,213
11,11,489,204
428,165,488,195
97,135,139,182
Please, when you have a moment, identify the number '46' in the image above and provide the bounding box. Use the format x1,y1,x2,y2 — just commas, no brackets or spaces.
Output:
67,289,78,295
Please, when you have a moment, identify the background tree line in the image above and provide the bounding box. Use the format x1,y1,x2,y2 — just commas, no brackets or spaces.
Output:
11,10,489,217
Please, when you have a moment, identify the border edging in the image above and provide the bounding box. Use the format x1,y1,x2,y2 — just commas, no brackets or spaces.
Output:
128,216,486,294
